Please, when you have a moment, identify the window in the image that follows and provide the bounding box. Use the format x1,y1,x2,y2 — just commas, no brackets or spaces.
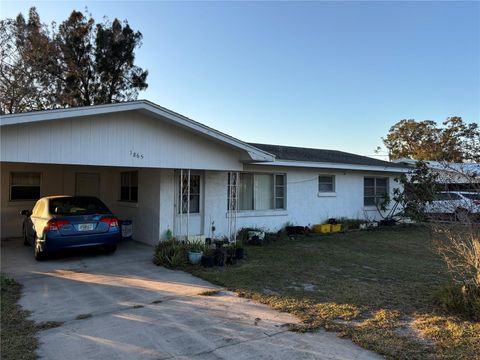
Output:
179,174,200,214
120,171,138,202
364,177,389,206
49,197,110,215
318,175,335,193
228,173,285,211
10,172,41,201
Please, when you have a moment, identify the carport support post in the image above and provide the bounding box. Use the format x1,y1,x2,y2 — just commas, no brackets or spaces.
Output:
179,169,191,241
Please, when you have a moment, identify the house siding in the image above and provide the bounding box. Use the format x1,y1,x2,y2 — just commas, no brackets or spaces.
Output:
1,112,243,171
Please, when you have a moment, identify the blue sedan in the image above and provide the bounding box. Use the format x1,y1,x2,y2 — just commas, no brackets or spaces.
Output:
22,196,120,260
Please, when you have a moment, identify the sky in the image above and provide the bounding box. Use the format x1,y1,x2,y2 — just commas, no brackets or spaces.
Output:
1,1,479,159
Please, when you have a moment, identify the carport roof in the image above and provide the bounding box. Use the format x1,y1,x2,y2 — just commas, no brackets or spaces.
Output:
0,100,275,162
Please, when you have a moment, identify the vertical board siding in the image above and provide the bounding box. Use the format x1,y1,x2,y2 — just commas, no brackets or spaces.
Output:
1,112,243,171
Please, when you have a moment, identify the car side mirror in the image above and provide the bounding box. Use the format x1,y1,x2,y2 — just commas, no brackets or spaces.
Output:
20,210,31,216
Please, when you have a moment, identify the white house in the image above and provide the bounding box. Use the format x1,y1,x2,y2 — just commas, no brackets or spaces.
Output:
0,100,409,245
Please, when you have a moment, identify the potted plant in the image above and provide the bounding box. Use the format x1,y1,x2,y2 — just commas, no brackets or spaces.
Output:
201,249,215,267
187,241,206,265
234,242,245,260
223,244,237,265
213,247,226,266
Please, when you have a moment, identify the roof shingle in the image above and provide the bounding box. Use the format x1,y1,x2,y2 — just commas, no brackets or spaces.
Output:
248,143,406,168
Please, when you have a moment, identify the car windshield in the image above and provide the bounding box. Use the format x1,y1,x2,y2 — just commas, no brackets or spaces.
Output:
49,197,110,215
462,193,480,201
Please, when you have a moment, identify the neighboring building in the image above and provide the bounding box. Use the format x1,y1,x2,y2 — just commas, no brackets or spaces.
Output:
394,159,480,192
1,100,408,244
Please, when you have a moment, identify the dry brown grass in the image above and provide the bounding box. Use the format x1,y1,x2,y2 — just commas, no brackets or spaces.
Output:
188,226,480,359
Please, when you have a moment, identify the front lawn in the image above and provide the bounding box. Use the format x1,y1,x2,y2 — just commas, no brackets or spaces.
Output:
0,275,62,360
187,226,480,359
0,276,38,360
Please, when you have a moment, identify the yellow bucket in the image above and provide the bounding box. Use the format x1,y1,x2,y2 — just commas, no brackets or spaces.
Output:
331,224,342,233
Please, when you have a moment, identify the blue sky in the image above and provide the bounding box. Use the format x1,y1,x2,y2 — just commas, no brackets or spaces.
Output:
2,1,479,159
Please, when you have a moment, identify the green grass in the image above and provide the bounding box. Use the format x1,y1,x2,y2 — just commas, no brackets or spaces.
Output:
187,226,480,360
1,275,38,360
1,275,63,360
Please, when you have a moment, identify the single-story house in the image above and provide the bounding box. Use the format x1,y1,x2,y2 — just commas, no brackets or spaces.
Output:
1,100,409,245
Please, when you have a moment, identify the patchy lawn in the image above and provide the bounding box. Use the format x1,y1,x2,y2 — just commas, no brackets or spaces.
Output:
1,275,38,360
187,226,480,360
1,275,62,360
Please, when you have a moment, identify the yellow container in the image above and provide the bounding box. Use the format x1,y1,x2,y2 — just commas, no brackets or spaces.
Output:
331,224,342,233
312,224,323,233
320,224,332,233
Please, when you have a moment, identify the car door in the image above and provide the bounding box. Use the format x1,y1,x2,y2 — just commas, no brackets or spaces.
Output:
24,202,38,242
30,199,49,239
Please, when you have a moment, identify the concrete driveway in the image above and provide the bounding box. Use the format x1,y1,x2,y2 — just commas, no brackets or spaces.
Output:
1,239,381,360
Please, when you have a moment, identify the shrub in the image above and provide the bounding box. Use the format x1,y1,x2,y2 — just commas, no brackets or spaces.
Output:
153,239,189,268
338,218,365,230
434,284,480,321
187,240,208,253
432,223,480,289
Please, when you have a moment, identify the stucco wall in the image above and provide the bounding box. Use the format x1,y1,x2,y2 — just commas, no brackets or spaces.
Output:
200,166,401,238
2,162,403,243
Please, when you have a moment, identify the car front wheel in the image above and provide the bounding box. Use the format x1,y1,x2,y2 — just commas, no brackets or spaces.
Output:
34,236,46,261
23,228,30,246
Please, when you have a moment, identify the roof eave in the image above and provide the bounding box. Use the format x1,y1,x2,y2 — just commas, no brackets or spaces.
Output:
251,159,409,173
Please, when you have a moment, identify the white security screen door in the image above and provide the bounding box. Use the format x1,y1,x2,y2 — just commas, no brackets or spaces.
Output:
75,173,100,197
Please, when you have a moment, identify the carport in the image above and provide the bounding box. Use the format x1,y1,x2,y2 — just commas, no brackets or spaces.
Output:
1,162,162,244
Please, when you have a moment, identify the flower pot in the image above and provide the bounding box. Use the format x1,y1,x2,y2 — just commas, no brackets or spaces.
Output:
201,255,215,267
235,247,245,259
226,255,237,265
188,250,203,264
214,248,225,266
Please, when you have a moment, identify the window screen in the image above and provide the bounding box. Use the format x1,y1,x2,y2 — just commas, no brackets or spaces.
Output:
10,172,41,200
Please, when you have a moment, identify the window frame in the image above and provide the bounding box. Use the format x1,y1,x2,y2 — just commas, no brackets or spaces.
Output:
228,172,286,211
119,171,139,203
179,174,201,214
318,174,336,195
9,172,41,202
364,176,389,207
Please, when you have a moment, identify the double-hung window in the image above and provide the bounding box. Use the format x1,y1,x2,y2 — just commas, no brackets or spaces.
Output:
120,171,138,202
318,175,335,193
364,177,389,206
228,173,285,211
10,172,41,201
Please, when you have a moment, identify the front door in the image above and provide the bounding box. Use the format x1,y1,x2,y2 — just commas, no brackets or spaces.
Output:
174,171,204,237
75,173,100,197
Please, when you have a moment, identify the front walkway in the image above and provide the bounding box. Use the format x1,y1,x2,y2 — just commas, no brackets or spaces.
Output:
1,239,381,359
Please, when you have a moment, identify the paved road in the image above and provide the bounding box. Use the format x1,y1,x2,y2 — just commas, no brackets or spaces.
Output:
1,239,381,360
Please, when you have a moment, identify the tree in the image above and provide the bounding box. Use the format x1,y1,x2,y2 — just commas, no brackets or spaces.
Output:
0,7,148,113
382,117,480,162
375,161,439,222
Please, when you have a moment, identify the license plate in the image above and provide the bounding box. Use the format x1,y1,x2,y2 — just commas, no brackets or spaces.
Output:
78,223,94,231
